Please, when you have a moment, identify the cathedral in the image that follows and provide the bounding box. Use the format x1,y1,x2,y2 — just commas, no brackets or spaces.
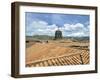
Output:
54,28,62,40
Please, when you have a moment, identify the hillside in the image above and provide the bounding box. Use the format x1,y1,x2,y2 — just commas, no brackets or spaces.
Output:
26,35,89,42
26,38,89,67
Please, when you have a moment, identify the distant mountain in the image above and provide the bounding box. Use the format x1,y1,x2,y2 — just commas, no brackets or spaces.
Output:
26,35,54,41
65,36,89,42
26,35,89,42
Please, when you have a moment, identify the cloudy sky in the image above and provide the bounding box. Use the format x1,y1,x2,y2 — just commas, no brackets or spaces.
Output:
25,12,90,37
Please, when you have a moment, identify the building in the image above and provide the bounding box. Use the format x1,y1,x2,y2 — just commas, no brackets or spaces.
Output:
54,28,62,40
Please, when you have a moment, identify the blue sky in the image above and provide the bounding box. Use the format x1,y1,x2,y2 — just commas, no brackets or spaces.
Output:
25,12,90,37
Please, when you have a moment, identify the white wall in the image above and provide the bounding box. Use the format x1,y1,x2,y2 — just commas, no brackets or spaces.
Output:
0,0,99,80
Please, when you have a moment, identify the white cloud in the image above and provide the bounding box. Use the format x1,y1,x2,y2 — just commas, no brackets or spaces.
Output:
62,23,89,37
67,32,86,37
26,20,58,36
30,20,48,29
47,24,58,32
26,20,89,37
63,23,84,31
